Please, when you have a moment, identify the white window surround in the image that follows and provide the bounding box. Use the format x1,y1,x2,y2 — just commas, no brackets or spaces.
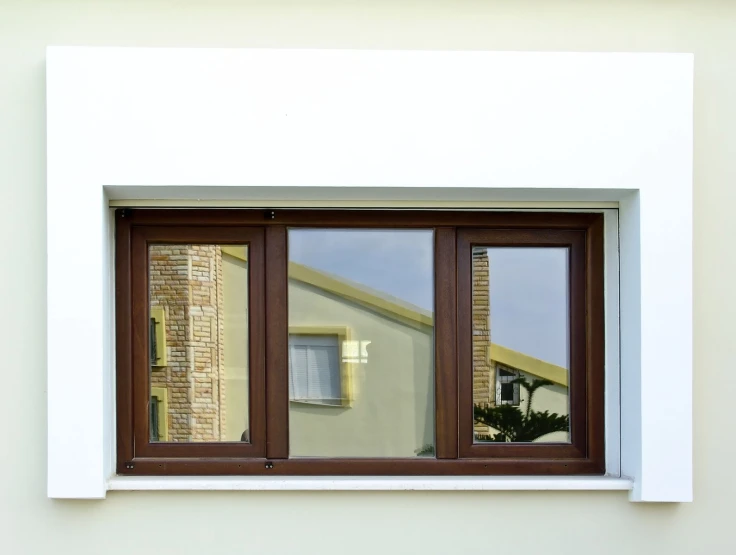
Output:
46,48,693,502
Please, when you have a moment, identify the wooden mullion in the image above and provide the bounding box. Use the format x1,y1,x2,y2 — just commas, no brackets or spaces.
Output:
115,210,134,471
568,232,588,452
245,228,267,457
434,227,458,459
130,229,150,460
586,215,606,471
265,225,289,459
456,231,474,458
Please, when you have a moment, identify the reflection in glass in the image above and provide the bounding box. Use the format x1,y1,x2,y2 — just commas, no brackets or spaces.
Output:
472,247,571,443
148,244,249,442
288,229,435,458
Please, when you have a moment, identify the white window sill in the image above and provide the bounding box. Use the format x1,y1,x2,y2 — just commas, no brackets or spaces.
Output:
107,475,633,492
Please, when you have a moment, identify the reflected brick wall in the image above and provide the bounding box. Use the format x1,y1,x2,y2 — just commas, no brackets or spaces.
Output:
149,245,226,441
472,249,493,432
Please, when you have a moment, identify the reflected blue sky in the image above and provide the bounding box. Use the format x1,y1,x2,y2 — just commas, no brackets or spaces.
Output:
486,247,568,368
288,230,568,368
289,229,434,310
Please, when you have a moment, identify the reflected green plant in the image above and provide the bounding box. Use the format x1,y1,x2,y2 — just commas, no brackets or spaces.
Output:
474,377,569,442
415,444,435,457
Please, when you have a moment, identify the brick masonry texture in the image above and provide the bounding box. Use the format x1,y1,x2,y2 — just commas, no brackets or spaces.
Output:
472,248,493,433
150,245,227,442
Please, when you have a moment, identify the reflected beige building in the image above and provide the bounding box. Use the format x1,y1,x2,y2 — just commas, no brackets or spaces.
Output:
287,261,434,457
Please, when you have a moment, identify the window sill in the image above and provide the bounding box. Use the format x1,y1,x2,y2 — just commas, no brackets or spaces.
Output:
107,475,632,492
289,400,347,408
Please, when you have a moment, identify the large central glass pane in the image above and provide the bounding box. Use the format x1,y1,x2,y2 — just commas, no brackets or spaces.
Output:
288,229,435,458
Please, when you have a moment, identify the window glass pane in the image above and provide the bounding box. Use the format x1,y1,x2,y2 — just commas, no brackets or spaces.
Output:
472,247,570,443
148,244,249,442
288,229,435,458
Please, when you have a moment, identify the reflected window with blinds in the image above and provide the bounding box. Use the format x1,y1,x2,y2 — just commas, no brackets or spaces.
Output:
289,335,342,406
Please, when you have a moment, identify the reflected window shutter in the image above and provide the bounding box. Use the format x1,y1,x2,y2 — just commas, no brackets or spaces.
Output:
306,345,340,401
289,344,309,400
289,335,341,402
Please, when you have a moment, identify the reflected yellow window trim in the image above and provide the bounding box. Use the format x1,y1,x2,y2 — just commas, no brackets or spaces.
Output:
150,306,167,367
489,343,568,387
288,326,354,407
150,386,169,441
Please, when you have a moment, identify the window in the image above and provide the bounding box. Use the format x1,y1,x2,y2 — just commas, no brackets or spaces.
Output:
289,334,342,406
149,387,168,442
116,209,604,475
496,367,520,407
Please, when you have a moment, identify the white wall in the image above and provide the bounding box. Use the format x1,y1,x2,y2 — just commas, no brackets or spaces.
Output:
0,0,728,553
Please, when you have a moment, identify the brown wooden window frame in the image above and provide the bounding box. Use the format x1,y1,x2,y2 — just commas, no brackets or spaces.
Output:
116,209,605,476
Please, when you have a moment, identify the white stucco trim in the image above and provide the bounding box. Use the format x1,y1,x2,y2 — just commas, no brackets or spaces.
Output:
46,48,692,502
107,476,633,492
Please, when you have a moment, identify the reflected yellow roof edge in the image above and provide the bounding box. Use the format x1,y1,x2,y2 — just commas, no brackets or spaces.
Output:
221,245,248,261
221,247,431,326
288,262,434,327
489,343,568,387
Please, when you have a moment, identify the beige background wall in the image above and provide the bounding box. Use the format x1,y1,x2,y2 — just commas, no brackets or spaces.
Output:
517,370,570,443
289,281,434,457
514,371,569,420
0,0,728,553
222,252,250,441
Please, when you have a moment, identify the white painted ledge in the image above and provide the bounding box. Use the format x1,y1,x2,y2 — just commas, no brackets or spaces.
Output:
108,476,633,492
